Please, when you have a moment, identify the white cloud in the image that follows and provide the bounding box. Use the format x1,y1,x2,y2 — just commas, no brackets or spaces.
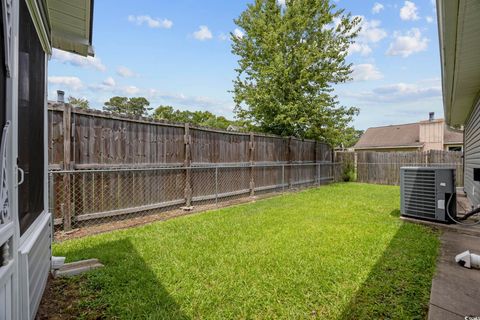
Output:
348,43,372,56
128,15,173,29
124,86,140,95
48,76,84,91
343,81,440,103
351,64,383,81
348,17,387,57
386,28,428,57
52,49,106,72
145,89,234,115
193,25,213,41
102,77,116,87
426,16,434,23
88,79,142,97
218,33,228,41
372,3,384,14
116,66,137,78
233,28,244,39
372,83,440,101
400,1,420,21
358,18,387,43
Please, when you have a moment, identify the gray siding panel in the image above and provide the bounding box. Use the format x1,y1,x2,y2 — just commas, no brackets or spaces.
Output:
464,100,480,207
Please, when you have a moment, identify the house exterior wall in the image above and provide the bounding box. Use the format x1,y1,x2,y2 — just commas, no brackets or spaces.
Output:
419,120,444,151
464,99,480,207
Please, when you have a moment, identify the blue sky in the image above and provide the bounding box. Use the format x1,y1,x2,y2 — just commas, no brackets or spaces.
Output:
48,0,441,130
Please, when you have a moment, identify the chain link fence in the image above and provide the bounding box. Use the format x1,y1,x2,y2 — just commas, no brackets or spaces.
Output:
49,162,342,240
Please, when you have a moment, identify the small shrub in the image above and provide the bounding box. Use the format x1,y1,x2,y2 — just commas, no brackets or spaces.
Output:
342,162,356,182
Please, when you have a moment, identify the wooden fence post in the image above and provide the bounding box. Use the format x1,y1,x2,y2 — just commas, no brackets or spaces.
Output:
288,137,293,188
62,103,72,230
249,133,255,197
314,141,318,184
184,123,192,207
354,152,358,181
332,149,337,182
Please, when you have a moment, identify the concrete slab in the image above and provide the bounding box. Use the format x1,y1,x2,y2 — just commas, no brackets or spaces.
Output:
428,231,480,319
53,258,104,278
400,216,480,237
428,305,464,320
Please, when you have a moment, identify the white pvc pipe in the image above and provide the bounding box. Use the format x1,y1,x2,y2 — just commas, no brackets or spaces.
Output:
455,251,480,269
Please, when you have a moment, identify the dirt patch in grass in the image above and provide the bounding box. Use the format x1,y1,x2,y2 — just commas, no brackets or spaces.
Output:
36,276,106,320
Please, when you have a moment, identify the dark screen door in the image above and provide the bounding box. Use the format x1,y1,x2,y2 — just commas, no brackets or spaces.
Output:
18,0,45,235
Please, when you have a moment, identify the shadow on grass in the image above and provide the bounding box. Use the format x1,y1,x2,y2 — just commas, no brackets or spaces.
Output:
390,209,401,218
337,223,438,320
63,239,190,319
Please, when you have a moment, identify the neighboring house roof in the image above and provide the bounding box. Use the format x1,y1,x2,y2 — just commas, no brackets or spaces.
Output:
444,127,464,144
355,123,423,149
354,121,463,150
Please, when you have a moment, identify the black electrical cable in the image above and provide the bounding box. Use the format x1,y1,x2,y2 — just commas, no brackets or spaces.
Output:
459,206,480,221
446,193,480,226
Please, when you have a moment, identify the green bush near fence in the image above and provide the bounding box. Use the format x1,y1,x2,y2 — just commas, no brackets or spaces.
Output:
52,183,439,319
342,161,356,182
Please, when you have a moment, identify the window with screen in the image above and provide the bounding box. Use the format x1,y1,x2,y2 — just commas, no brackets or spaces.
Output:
18,0,46,235
448,146,462,152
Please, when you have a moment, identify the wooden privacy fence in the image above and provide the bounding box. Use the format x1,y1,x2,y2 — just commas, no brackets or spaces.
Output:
336,150,464,186
48,103,338,231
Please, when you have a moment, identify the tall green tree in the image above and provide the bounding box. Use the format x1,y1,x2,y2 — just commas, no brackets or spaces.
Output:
68,96,90,110
104,96,152,116
231,0,360,146
342,128,364,148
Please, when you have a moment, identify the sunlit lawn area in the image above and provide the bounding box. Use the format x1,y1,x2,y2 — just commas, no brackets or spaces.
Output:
52,183,439,319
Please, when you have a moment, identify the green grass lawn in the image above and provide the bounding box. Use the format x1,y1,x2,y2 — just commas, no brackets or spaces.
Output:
53,183,440,319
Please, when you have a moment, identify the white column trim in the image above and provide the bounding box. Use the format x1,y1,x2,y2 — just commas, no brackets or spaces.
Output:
6,0,19,318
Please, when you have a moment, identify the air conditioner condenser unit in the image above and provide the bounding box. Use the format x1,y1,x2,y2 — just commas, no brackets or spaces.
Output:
400,167,456,223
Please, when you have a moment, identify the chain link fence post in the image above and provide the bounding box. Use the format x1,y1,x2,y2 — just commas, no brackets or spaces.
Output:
249,133,255,197
215,167,218,205
184,123,192,207
49,172,55,235
62,171,72,231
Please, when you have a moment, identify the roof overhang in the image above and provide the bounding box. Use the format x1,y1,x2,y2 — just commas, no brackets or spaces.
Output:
437,0,480,126
444,141,463,145
26,0,94,57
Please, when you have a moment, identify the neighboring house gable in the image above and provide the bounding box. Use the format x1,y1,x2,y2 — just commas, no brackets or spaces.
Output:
443,126,464,150
354,116,463,152
354,123,422,151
